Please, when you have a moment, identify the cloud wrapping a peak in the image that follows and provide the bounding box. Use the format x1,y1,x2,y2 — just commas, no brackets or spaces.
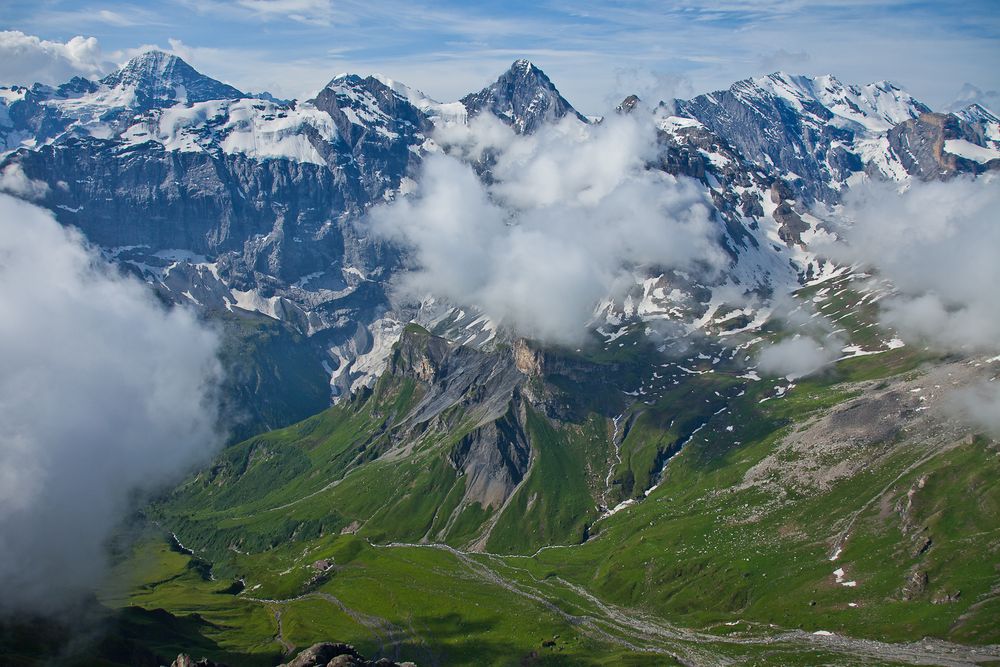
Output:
0,195,223,613
371,114,726,344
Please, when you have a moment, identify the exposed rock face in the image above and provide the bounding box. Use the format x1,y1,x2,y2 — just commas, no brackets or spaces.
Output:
616,94,641,114
740,189,764,218
277,641,415,666
887,112,1000,179
760,179,807,246
170,641,415,667
171,655,228,667
675,72,933,202
449,396,531,510
512,338,544,377
902,569,929,600
769,179,795,204
385,328,531,510
739,360,984,501
653,131,708,182
952,102,999,125
309,74,431,201
772,201,809,246
11,140,351,261
932,590,962,605
387,327,452,383
460,59,588,134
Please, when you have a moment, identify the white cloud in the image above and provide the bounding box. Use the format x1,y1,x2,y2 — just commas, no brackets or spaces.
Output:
0,194,223,613
607,68,695,110
0,30,111,86
175,0,343,27
757,334,838,379
235,0,338,25
0,164,50,201
757,49,812,72
948,379,1000,437
830,178,1000,353
945,82,999,113
826,178,1000,435
370,113,726,344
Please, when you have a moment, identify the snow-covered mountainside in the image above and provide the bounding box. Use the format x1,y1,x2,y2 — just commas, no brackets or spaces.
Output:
1,53,997,416
0,51,246,150
673,71,997,202
98,50,245,108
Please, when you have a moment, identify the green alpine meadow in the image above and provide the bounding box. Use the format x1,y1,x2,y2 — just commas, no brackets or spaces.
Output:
1,3,998,666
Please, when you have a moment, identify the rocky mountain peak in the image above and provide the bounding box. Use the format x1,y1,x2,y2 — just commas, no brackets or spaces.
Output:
316,72,414,114
673,70,939,203
460,59,587,134
510,58,540,75
616,94,641,114
325,72,365,88
953,102,1000,124
741,71,930,129
99,50,245,106
310,71,431,150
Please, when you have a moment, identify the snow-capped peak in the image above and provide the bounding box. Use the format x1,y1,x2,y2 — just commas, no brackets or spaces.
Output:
744,72,929,132
107,50,184,82
368,74,467,125
953,102,1000,125
510,59,540,75
99,50,244,107
460,59,587,134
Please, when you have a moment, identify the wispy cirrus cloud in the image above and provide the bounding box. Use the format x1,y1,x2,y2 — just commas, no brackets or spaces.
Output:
174,0,346,26
1,1,997,112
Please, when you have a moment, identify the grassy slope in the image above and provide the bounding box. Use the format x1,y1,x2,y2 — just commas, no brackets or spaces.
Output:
99,535,675,667
215,311,332,443
525,352,1000,643
100,276,999,665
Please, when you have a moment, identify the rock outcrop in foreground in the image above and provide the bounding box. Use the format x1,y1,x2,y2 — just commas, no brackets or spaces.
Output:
279,642,416,667
171,642,416,667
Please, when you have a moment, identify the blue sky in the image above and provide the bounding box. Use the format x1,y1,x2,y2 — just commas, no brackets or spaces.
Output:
2,0,998,113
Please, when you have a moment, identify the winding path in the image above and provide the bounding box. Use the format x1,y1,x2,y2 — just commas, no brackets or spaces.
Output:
369,540,1000,667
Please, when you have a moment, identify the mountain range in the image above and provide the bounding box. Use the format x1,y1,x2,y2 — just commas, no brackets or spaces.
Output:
2,51,996,423
2,52,999,666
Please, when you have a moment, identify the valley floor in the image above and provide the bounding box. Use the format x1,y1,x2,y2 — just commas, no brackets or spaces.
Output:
27,278,1000,667
96,529,1000,667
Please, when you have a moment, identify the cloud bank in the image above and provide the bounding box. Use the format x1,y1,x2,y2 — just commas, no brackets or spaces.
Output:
828,178,1000,435
370,114,726,344
0,195,223,613
0,30,111,86
832,179,1000,353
